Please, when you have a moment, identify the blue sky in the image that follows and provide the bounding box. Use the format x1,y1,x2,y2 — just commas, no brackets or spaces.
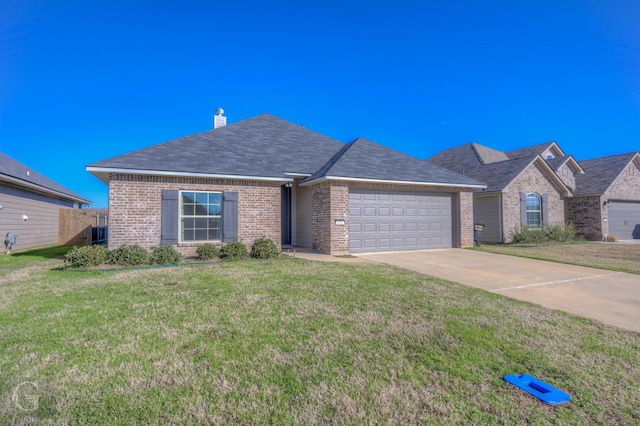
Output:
1,1,639,208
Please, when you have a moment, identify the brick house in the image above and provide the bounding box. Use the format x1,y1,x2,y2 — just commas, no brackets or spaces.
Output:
1,152,90,252
87,111,484,256
428,142,640,242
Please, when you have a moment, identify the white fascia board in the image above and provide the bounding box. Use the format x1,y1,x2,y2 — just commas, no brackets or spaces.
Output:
85,167,292,182
0,174,91,205
299,175,486,189
284,172,312,177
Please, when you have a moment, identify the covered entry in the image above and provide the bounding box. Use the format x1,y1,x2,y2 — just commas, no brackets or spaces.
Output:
608,201,640,239
349,190,453,253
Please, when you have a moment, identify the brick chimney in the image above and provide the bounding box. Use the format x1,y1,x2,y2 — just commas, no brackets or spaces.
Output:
213,107,227,129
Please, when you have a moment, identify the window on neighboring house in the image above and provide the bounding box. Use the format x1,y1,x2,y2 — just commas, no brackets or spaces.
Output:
180,191,222,241
526,193,542,227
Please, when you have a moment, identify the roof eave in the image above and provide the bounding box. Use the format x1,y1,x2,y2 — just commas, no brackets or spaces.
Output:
299,175,486,189
86,166,292,183
0,174,91,205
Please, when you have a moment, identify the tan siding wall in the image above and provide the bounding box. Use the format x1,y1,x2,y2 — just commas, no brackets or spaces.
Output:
473,194,502,243
502,163,566,242
108,174,281,257
0,183,74,252
294,182,313,247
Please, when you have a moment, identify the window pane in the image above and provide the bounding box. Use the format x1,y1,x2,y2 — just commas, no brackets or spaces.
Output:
209,228,221,240
526,194,540,211
194,203,209,215
527,212,541,227
182,192,195,204
207,204,222,215
195,218,208,228
194,229,208,240
209,193,222,204
182,204,195,215
196,192,208,204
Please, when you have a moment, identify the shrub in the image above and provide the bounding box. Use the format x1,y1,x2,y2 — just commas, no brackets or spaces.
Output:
605,234,618,242
250,238,280,259
510,222,577,244
107,244,150,266
219,241,248,260
196,243,220,260
150,245,182,264
65,245,109,268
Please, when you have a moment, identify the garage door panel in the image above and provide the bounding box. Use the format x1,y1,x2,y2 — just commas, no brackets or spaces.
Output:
608,201,640,240
349,190,453,252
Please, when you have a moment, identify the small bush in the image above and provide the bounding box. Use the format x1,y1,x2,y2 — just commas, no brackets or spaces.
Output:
107,244,150,266
196,243,220,260
150,245,182,264
65,245,109,268
250,238,280,259
219,241,248,260
605,234,618,242
510,222,577,244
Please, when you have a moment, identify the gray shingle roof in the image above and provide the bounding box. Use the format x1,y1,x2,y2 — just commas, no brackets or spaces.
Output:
427,143,544,192
90,114,482,187
574,152,640,195
473,144,509,164
88,114,346,178
0,152,90,204
304,138,484,186
506,142,557,159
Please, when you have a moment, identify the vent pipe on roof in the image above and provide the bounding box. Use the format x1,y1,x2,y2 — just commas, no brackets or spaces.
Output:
213,107,227,129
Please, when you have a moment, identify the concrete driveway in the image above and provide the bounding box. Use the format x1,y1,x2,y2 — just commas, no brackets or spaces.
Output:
358,249,640,333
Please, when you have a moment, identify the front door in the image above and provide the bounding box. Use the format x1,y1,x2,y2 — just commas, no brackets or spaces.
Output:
281,185,292,245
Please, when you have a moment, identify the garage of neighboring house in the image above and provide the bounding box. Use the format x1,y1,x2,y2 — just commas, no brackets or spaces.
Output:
608,201,640,239
348,189,454,253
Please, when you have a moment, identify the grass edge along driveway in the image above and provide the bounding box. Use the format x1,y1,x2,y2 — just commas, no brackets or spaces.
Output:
1,254,639,424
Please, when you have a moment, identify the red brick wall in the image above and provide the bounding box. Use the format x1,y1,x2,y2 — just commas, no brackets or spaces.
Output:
108,174,281,257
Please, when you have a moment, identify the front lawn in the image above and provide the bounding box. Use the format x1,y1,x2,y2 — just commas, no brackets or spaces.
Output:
471,242,640,274
1,256,639,424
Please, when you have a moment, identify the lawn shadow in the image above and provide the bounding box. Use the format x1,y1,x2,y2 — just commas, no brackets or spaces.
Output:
10,245,75,260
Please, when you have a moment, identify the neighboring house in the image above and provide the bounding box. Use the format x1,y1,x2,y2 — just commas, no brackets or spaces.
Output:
87,112,485,255
569,152,640,240
427,142,584,243
0,152,91,252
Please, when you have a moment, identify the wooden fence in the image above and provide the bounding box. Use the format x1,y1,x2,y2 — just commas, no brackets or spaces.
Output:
59,208,107,246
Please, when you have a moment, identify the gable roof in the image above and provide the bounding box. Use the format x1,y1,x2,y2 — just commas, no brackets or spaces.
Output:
506,141,563,159
0,152,90,204
427,143,571,194
87,114,346,183
574,152,640,195
302,138,484,187
473,143,509,164
88,113,483,188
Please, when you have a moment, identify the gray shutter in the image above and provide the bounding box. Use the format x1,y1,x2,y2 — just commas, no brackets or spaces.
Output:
222,191,238,242
161,190,179,245
542,193,549,225
519,192,527,226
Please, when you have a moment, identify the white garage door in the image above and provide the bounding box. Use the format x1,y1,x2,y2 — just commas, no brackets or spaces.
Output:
608,201,640,239
349,190,453,253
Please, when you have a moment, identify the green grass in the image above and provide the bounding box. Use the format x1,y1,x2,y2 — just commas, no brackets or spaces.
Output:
1,256,639,424
471,242,640,274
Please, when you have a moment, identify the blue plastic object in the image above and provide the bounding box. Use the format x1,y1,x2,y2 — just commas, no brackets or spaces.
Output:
503,374,571,405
